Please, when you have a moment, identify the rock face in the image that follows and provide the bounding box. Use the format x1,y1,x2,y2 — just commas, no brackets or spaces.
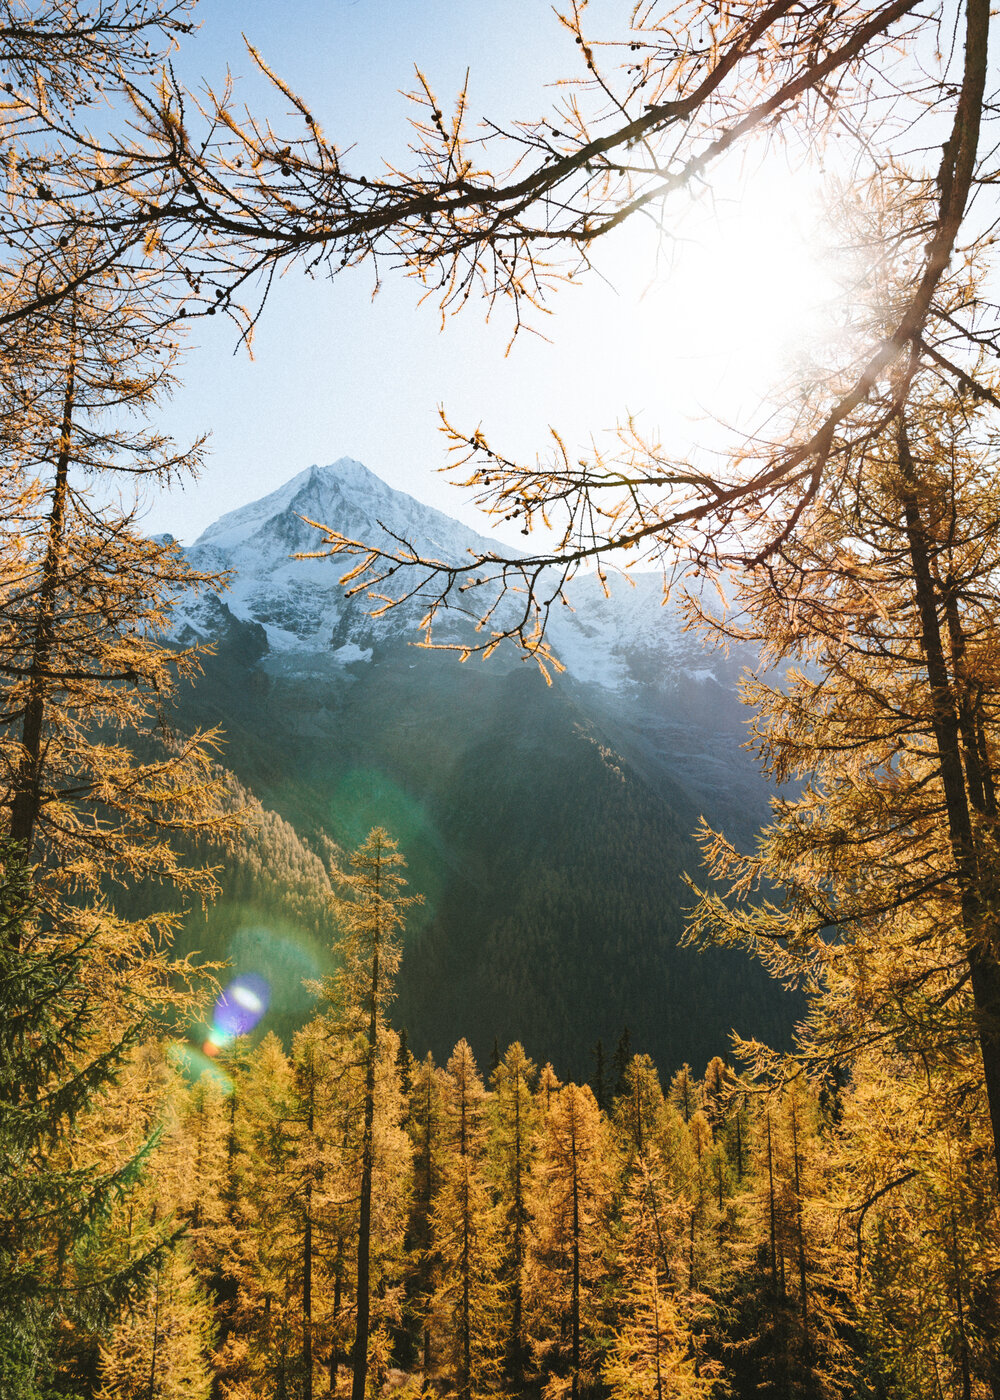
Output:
168,458,791,1079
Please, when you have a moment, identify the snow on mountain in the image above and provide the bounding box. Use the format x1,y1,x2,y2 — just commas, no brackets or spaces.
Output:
177,458,502,660
173,456,747,702
194,457,494,562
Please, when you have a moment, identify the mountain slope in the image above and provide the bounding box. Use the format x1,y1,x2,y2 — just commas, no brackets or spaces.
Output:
165,458,792,1078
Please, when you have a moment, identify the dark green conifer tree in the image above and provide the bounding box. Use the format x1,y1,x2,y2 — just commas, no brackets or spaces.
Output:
0,853,169,1397
612,1029,633,1101
591,1041,609,1115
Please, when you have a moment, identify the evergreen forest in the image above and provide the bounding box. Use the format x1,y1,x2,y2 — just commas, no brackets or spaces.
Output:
2,2,1000,1399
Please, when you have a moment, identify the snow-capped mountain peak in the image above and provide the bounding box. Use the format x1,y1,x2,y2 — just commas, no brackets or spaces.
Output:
175,457,748,718
180,458,504,660
193,457,495,564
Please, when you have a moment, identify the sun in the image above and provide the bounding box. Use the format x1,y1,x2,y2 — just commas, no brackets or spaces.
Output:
617,156,841,427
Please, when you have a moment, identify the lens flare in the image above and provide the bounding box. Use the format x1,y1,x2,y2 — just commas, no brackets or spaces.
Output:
168,1040,234,1093
213,972,271,1038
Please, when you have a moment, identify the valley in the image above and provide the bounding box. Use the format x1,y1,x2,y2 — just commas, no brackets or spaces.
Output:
163,458,794,1078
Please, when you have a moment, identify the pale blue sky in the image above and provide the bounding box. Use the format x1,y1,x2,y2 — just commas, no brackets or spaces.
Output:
143,1,837,544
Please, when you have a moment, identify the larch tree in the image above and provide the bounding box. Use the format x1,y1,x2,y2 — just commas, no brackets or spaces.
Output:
488,1040,540,1393
608,1055,723,1400
526,1082,614,1400
212,1015,403,1400
0,252,231,910
602,1265,717,1400
685,331,1000,1162
169,1069,230,1278
825,1042,1000,1391
96,1243,215,1400
213,1032,304,1400
83,1041,211,1400
288,1019,333,1400
0,262,238,1392
403,1051,446,1375
671,290,1000,1386
612,1056,692,1299
322,828,419,1400
536,1063,563,1118
315,1017,412,1400
740,1083,854,1399
667,1067,699,1128
616,1056,666,1165
7,5,1000,1394
682,1111,715,1298
430,1039,503,1400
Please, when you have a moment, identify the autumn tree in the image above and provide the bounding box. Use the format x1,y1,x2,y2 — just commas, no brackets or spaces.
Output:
97,1244,215,1400
289,1021,329,1400
430,1040,503,1400
0,236,234,1400
536,1062,563,1117
668,1066,699,1127
323,828,419,1400
211,841,415,1400
322,1018,411,1400
525,1082,613,1400
488,1040,540,1392
170,1070,230,1274
672,297,1000,1389
834,1047,1000,1396
687,335,1000,1159
612,1056,691,1295
714,1082,860,1399
0,254,231,911
602,1266,717,1400
403,1051,446,1374
210,1033,305,1400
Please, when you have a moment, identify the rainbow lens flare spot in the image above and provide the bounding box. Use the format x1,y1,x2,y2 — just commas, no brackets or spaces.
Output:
213,973,271,1038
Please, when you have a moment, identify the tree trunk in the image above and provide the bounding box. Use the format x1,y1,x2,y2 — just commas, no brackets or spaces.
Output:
330,1235,344,1398
147,1268,161,1400
652,1271,663,1400
510,1062,526,1391
766,1114,781,1302
9,345,76,862
790,1104,812,1389
898,415,1000,1184
303,1202,313,1400
459,1071,471,1400
570,1111,581,1400
352,903,380,1400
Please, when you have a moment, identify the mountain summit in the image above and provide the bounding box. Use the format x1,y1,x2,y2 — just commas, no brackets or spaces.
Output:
181,457,499,658
194,457,497,564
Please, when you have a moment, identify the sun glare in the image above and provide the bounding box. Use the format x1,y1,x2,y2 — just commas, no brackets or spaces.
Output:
624,161,840,424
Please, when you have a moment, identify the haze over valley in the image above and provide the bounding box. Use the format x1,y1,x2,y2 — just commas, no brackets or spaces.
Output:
160,457,791,1077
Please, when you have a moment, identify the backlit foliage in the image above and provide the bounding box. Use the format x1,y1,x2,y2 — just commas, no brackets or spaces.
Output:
3,5,1000,1400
